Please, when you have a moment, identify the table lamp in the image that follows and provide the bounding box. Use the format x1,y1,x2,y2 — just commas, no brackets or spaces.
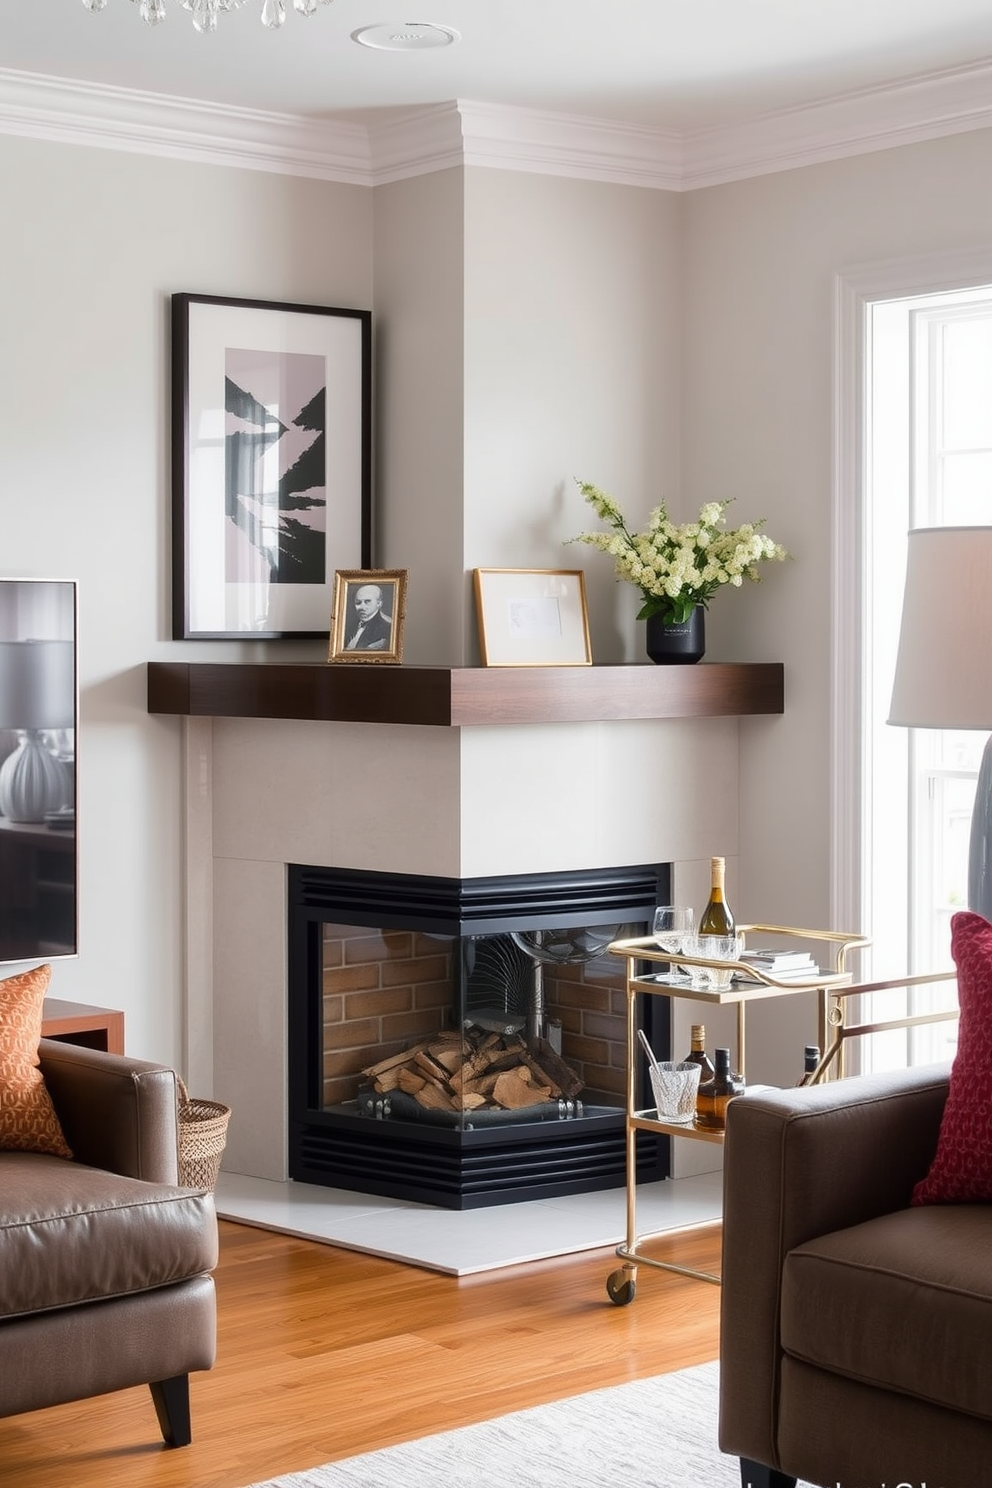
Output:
0,639,75,823
888,526,992,921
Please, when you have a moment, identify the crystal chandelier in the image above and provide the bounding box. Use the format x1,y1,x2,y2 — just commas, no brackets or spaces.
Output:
82,0,336,32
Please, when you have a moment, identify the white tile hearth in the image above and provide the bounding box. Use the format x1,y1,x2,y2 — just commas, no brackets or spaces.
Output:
214,1170,723,1276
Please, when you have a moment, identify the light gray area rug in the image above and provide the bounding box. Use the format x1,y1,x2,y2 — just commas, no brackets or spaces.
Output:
246,1360,814,1488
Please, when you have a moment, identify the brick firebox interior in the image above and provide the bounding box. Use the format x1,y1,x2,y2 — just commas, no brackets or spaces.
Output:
320,924,629,1110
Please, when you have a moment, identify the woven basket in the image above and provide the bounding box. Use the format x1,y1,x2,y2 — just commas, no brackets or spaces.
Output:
177,1077,231,1192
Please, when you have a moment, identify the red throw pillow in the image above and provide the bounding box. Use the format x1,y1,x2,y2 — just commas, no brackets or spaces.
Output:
912,910,992,1205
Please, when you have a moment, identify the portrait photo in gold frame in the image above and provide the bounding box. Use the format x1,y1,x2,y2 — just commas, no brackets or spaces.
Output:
328,569,407,664
473,568,592,667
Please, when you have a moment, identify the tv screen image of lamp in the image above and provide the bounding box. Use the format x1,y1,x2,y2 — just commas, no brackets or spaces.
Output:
0,579,77,962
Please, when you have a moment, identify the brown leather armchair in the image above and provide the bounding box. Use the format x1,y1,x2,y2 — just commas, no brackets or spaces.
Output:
719,1064,992,1488
0,1039,218,1446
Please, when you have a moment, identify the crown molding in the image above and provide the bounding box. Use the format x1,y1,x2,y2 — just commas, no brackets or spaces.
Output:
366,99,682,189
364,103,465,185
0,67,370,184
681,57,992,189
1,57,991,192
454,100,683,190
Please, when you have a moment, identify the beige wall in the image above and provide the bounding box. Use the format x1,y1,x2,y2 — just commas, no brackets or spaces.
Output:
5,113,992,1095
373,169,467,664
462,168,683,664
681,128,992,1081
0,132,372,1061
0,128,689,1074
372,166,684,666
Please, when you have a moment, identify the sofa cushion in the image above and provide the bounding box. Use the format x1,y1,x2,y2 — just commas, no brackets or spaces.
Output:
913,909,992,1204
0,1151,218,1320
0,964,72,1160
781,1205,992,1423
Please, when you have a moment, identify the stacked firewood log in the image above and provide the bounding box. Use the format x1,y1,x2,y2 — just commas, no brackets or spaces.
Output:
362,1025,583,1114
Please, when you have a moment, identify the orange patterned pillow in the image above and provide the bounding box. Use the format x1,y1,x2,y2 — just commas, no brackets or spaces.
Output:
0,964,73,1159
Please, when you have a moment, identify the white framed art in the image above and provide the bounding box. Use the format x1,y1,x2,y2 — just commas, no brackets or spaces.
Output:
473,568,592,667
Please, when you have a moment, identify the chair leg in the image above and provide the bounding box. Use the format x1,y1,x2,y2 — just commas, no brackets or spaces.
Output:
740,1459,797,1488
149,1374,192,1448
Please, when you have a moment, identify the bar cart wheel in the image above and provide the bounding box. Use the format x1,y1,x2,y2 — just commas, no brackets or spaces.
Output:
606,1266,637,1306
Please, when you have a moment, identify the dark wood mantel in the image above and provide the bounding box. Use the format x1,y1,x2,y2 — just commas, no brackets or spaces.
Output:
147,661,784,728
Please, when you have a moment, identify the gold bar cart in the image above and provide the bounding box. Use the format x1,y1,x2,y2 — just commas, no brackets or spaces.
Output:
604,924,871,1305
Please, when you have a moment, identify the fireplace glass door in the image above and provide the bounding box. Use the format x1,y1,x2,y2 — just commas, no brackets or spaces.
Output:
320,920,632,1129
289,863,672,1208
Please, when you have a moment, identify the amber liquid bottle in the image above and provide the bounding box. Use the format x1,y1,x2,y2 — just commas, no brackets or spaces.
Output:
796,1045,821,1086
698,857,735,937
683,1024,715,1082
695,1046,745,1131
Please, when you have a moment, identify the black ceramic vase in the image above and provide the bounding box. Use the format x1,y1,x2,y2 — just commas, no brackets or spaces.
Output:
644,606,705,664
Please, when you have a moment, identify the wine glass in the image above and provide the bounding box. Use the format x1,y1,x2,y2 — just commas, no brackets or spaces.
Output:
652,905,695,978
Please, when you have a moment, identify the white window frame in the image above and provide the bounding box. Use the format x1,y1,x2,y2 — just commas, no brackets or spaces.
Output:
833,248,992,1072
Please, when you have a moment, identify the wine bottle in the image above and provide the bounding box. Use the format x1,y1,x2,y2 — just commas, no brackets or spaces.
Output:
683,1024,715,1082
796,1045,821,1087
695,1046,745,1131
698,857,735,937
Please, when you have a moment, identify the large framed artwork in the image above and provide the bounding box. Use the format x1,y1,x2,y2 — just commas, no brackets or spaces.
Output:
172,293,371,639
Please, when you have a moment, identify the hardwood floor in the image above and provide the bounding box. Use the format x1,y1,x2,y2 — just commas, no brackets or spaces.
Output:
0,1218,723,1488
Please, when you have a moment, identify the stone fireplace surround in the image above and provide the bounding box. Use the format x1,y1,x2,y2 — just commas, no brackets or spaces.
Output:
152,660,783,1192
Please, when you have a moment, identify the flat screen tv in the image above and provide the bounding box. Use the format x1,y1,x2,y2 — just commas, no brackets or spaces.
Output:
0,579,77,962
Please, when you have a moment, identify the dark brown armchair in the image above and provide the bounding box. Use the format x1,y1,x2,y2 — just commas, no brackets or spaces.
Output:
719,1063,992,1488
0,1039,218,1446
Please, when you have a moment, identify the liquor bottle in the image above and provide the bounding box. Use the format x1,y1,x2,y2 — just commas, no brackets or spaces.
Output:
683,1024,715,1082
698,857,735,937
695,1046,744,1131
796,1045,821,1086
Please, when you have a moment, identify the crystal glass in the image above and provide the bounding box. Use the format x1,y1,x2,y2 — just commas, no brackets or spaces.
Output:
684,933,743,990
649,1060,702,1123
652,905,695,978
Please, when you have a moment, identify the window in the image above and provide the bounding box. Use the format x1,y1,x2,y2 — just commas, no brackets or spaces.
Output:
862,288,992,1071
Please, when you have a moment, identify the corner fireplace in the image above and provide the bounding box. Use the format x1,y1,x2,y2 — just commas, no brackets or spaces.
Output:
287,861,671,1209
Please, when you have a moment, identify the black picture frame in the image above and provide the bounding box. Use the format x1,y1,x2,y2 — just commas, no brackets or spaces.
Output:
172,293,371,640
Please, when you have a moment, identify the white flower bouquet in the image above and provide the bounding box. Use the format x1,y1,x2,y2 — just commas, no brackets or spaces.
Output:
567,479,788,625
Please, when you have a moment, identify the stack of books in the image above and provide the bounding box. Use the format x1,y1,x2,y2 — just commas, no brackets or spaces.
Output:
733,947,820,983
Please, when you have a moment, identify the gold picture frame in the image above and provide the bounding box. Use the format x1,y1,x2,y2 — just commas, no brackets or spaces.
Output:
328,569,407,664
473,568,592,667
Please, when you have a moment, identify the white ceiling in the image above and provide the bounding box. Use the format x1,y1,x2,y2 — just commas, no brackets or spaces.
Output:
9,0,992,133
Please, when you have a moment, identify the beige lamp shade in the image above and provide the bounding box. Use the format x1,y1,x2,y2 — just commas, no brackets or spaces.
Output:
888,524,992,921
888,526,992,731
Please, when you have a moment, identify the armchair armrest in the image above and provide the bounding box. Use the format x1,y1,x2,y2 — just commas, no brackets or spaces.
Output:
39,1039,181,1184
718,1063,950,1467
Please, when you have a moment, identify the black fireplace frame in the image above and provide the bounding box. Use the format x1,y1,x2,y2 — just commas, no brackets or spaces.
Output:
287,861,671,1210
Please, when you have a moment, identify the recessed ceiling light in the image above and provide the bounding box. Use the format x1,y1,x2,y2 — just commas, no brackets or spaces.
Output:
351,22,460,52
